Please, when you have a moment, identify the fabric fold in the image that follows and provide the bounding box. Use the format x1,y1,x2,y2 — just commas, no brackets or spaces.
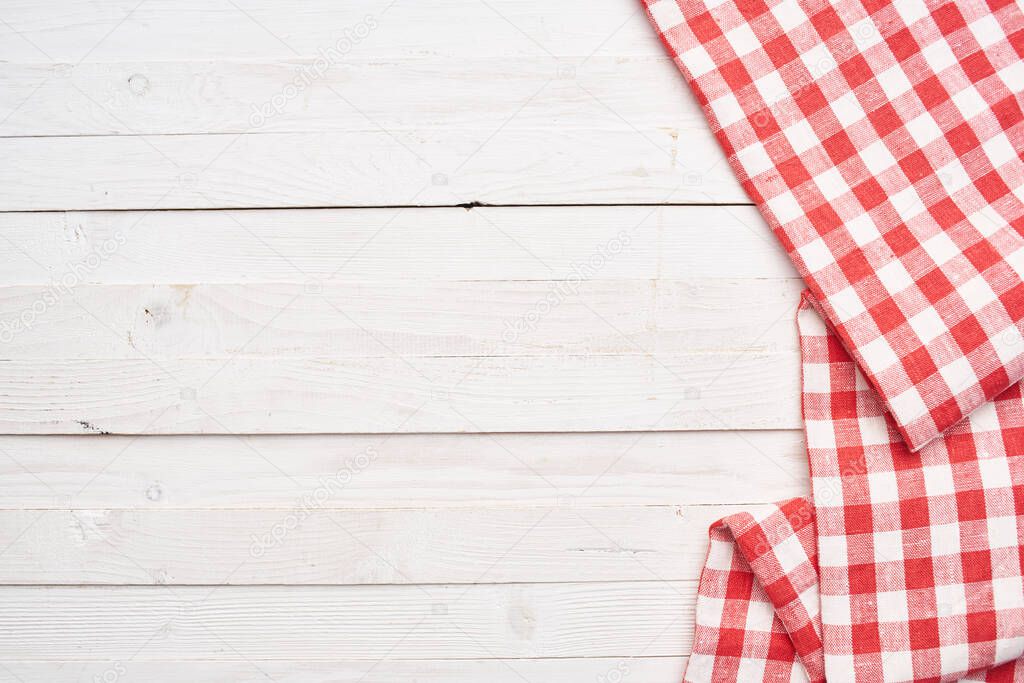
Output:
688,499,824,681
800,299,1024,680
643,0,1024,451
683,300,1024,681
639,0,1024,678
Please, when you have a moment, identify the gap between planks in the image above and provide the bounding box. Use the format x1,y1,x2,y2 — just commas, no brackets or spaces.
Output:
0,201,756,213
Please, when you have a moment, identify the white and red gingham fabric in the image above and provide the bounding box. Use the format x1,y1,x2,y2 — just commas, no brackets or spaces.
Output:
685,300,1024,681
644,0,1024,452
638,0,1024,678
687,498,825,681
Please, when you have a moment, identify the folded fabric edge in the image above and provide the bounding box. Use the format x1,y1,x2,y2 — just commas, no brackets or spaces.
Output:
640,0,1024,454
684,500,825,682
798,290,937,452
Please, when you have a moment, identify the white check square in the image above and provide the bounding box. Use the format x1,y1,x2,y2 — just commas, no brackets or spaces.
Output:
724,22,759,58
952,85,988,120
936,582,967,616
969,15,1004,49
922,464,956,497
907,307,946,345
797,238,835,273
803,361,832,393
877,65,913,100
755,70,789,107
648,0,684,30
737,143,776,177
875,259,913,295
958,275,998,313
771,0,808,31
767,191,804,224
867,470,900,503
938,356,976,395
682,43,718,78
876,589,910,621
930,522,961,556
920,232,960,267
814,167,849,201
892,0,929,25
710,92,746,127
859,335,901,372
696,596,726,626
983,133,1017,168
828,286,867,323
889,386,929,423
859,140,897,175
987,516,1019,550
846,214,881,247
805,419,838,448
783,119,817,155
905,113,943,148
921,40,958,74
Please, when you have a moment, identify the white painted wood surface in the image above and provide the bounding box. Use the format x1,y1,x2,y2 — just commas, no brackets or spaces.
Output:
0,0,808,680
0,583,693,658
0,660,687,683
0,505,758,584
0,432,808,508
0,0,744,210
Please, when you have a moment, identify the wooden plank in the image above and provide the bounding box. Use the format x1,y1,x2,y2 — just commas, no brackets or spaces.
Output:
0,278,802,359
0,658,686,683
0,431,808,509
0,204,801,434
0,57,695,137
0,352,800,434
0,583,692,659
0,206,789,285
0,505,766,585
0,2,745,209
0,3,780,673
0,0,742,210
0,128,739,211
0,0,668,62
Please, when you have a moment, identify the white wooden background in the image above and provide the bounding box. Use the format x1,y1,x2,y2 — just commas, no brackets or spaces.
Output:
0,0,810,680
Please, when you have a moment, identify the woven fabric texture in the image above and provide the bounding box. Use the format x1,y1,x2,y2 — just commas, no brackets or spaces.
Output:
644,0,1024,451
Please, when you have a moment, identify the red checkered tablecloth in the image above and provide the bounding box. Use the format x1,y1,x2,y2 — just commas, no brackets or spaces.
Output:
645,0,1024,452
687,498,824,681
686,301,1024,681
639,0,1024,678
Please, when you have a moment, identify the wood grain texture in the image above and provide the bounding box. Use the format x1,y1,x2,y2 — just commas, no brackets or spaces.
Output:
0,0,800,675
0,583,693,659
0,431,808,509
0,128,739,211
0,278,801,358
0,204,799,434
0,658,686,683
0,57,695,137
0,505,767,585
0,0,670,62
0,205,788,285
0,352,799,434
0,0,747,210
